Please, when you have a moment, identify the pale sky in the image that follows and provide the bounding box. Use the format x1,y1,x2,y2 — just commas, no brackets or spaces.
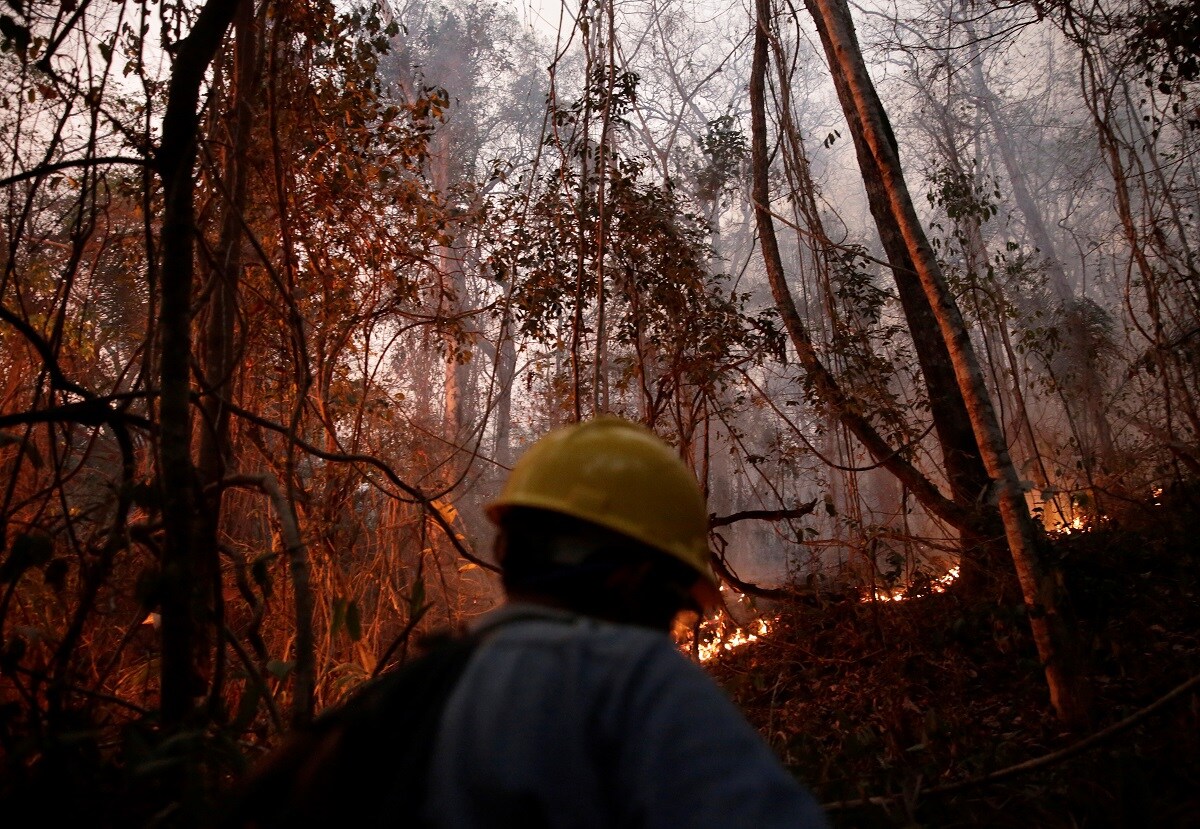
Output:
512,0,576,37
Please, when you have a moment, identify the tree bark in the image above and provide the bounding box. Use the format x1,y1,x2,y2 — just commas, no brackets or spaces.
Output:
157,0,243,728
795,0,1090,727
197,0,256,722
794,14,1002,593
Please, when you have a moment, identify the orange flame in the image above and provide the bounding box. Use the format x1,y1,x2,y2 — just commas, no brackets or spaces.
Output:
864,565,960,603
697,615,771,662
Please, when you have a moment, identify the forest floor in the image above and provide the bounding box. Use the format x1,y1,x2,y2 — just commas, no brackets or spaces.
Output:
708,492,1200,829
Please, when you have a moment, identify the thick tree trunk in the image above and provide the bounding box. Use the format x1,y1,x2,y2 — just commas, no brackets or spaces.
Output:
197,0,256,721
796,0,1090,727
157,0,243,728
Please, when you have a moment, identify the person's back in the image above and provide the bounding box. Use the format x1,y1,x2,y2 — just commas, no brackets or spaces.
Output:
424,604,827,828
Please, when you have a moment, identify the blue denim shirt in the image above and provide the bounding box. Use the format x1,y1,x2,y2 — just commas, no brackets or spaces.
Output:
423,603,829,828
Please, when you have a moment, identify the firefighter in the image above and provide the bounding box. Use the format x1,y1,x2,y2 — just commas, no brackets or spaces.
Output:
423,417,829,828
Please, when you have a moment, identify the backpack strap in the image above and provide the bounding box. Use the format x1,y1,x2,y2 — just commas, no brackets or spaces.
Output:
225,607,579,829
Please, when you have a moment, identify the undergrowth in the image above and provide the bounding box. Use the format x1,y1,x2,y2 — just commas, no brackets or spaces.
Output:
708,493,1200,828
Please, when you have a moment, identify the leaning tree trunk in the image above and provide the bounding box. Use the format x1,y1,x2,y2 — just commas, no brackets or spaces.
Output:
748,0,971,539
779,15,1003,594
793,0,1090,727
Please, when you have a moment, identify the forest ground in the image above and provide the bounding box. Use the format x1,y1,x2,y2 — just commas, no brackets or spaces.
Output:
708,490,1200,828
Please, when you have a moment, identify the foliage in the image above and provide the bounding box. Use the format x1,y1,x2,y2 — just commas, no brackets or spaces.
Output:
693,114,749,205
1,0,1199,822
486,73,781,426
823,246,919,448
1126,0,1200,128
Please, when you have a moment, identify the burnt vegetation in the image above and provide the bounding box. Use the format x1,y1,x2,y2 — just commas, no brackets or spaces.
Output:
710,489,1200,826
1,0,1199,825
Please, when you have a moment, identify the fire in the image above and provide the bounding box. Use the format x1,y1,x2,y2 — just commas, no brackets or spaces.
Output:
1053,516,1088,535
696,615,771,662
865,565,960,603
1051,513,1108,535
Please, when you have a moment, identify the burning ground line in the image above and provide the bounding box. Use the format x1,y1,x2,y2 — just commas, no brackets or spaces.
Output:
696,614,773,662
864,565,961,603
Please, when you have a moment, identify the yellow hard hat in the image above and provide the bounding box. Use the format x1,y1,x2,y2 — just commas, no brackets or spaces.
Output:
487,417,720,610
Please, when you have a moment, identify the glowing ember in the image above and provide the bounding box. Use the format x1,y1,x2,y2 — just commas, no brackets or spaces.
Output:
1054,516,1087,534
1052,513,1108,535
865,565,960,603
696,615,771,662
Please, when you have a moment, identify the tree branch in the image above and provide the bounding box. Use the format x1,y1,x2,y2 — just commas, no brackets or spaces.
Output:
0,395,155,431
221,473,315,724
710,500,819,529
0,155,148,188
222,399,499,573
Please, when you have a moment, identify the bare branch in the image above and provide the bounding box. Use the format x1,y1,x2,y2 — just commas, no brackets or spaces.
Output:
0,156,148,188
221,399,500,574
710,500,819,529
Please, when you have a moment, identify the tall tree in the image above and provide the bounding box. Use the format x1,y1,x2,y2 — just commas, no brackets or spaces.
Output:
156,0,243,730
770,0,1004,593
787,0,1090,726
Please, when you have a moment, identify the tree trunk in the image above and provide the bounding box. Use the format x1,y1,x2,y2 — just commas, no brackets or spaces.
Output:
797,0,1090,727
796,14,1003,593
157,0,243,729
748,0,970,537
197,0,256,721
492,305,517,468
